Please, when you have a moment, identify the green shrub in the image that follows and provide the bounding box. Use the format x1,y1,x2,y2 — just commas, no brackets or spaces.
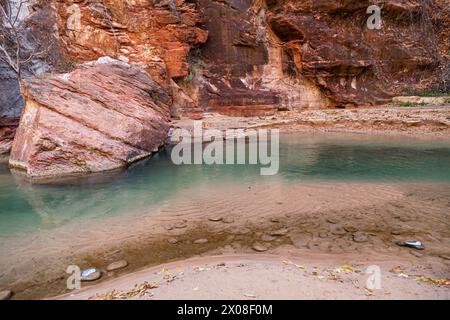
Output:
397,101,429,107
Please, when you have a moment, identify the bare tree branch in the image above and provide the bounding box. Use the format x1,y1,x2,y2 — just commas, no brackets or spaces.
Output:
0,0,50,80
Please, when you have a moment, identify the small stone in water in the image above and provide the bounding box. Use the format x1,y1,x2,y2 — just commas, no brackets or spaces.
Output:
222,216,235,224
344,225,358,233
252,243,268,252
318,231,329,238
209,216,223,222
410,250,423,258
330,225,346,235
175,222,188,229
106,260,128,272
326,218,339,224
270,228,289,236
0,290,12,300
194,238,208,244
81,268,102,282
353,232,369,243
261,234,276,242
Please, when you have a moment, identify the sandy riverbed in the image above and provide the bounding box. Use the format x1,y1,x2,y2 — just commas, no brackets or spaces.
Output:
1,181,449,299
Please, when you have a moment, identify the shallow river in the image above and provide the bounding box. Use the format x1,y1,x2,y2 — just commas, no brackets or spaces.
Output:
0,133,449,298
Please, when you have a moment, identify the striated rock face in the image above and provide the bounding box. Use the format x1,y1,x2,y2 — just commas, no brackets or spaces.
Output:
183,0,447,114
53,0,207,86
9,60,171,179
265,0,445,105
177,0,329,117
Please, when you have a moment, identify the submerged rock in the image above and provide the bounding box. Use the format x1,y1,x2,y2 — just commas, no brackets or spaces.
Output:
261,234,277,242
222,216,235,224
330,225,347,236
208,216,223,222
409,250,423,258
194,238,209,244
353,232,370,243
326,218,339,224
9,60,171,179
252,243,268,252
269,228,289,236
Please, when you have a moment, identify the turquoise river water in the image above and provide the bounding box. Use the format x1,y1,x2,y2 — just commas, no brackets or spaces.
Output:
1,133,449,235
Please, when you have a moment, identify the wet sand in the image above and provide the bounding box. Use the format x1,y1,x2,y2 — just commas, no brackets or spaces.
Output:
1,181,449,299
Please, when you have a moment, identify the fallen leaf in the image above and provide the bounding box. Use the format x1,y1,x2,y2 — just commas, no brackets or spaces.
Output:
342,265,355,272
415,276,450,287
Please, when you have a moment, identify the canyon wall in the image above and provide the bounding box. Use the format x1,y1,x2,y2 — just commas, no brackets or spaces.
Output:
186,0,448,115
2,0,448,118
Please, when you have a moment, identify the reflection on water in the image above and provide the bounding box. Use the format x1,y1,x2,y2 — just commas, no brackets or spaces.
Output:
0,133,450,234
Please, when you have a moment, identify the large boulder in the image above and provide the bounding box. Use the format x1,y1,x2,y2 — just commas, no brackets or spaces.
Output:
9,59,171,179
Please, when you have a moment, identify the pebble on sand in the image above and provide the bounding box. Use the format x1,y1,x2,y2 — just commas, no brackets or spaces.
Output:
81,268,102,282
252,243,268,252
194,238,208,244
208,216,223,222
106,260,128,272
0,290,12,300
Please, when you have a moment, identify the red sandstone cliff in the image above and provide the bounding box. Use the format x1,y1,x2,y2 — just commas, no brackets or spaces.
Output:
5,0,448,116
